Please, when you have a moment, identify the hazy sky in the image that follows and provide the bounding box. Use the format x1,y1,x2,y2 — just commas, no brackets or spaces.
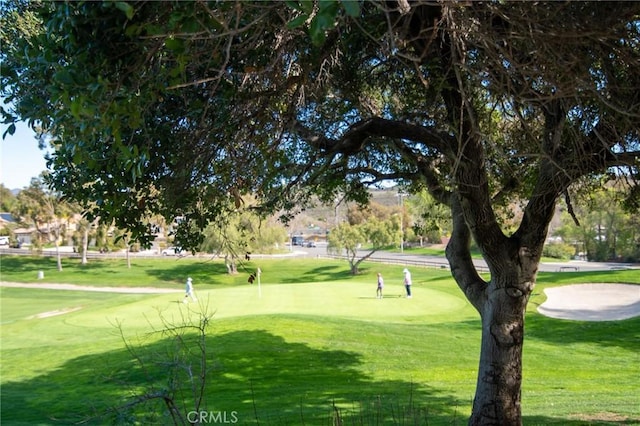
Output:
1,121,49,190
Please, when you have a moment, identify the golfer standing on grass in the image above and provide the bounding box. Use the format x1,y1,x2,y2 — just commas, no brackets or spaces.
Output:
403,268,412,298
184,277,197,303
376,272,384,299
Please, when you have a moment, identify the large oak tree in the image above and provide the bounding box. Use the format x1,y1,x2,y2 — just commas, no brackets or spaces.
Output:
2,1,639,424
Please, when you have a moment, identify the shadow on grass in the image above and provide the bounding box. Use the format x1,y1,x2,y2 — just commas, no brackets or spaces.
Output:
2,328,469,425
3,325,636,426
0,255,54,274
3,315,638,426
142,260,353,287
297,264,355,282
143,260,231,286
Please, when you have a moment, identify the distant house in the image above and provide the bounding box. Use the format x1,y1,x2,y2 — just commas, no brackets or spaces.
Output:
1,212,55,246
12,228,35,245
0,213,28,245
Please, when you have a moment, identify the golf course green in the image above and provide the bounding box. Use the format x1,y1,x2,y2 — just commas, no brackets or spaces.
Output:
1,255,638,425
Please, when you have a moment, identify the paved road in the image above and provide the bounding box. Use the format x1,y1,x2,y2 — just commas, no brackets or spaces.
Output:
294,243,638,273
2,244,637,273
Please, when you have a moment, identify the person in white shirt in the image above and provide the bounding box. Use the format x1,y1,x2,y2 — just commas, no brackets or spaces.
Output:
184,277,197,303
403,269,412,298
376,273,384,299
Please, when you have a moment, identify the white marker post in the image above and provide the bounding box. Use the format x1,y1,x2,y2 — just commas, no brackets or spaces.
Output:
257,267,262,298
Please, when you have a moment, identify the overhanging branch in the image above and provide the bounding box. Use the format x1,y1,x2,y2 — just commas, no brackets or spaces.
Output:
297,117,456,159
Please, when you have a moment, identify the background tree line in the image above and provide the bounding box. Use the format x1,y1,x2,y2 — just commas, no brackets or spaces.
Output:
3,177,637,266
0,180,289,270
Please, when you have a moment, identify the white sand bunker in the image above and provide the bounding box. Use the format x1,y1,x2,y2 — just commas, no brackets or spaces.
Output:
538,283,640,321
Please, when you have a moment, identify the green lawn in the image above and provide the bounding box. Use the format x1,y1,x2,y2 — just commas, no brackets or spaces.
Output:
401,245,570,263
1,255,638,425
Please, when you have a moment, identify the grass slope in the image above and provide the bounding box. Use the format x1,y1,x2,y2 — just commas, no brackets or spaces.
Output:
1,255,639,425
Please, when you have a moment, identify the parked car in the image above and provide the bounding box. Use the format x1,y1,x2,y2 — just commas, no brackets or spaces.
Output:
0,236,9,246
162,246,183,256
304,240,316,248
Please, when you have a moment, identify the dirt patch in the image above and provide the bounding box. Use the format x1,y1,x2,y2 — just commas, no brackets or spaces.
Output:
28,306,83,319
1,282,181,294
537,283,640,321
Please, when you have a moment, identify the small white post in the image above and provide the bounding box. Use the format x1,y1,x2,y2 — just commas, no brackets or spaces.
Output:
257,267,262,298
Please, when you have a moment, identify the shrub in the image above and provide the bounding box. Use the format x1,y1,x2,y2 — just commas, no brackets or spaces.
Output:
543,242,575,260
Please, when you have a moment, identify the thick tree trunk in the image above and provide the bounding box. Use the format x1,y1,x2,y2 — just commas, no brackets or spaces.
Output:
446,196,539,425
470,279,530,425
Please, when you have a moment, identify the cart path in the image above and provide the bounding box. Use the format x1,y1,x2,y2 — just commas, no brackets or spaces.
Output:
0,281,182,293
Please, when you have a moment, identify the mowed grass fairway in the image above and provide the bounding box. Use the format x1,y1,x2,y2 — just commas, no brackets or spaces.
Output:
1,256,639,425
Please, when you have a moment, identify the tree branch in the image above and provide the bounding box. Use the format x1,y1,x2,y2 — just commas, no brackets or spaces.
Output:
445,194,487,313
299,117,456,159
